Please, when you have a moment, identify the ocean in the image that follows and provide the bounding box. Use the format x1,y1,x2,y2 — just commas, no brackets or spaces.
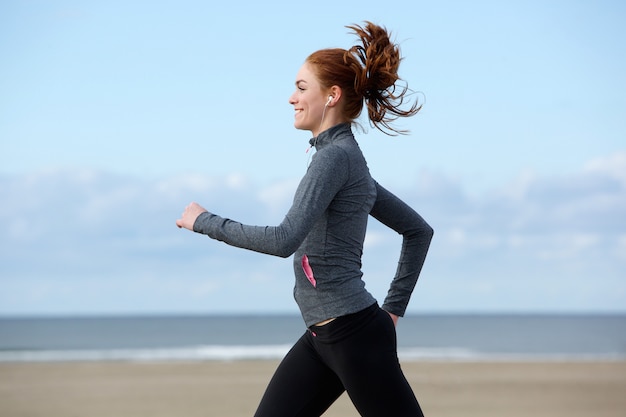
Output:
1,314,624,362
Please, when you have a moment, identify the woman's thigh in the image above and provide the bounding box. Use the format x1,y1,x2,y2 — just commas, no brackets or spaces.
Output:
254,331,345,417
323,309,424,417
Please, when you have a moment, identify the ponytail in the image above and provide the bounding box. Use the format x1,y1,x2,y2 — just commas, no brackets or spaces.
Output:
306,21,421,135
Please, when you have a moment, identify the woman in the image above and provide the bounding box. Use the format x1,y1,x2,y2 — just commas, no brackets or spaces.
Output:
176,22,433,417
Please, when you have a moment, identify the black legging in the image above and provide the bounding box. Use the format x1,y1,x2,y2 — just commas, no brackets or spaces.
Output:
254,303,425,417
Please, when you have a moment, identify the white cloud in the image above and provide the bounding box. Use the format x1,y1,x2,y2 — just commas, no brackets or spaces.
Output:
363,230,391,249
616,235,626,260
584,151,626,184
256,178,299,217
1,151,624,314
156,173,220,197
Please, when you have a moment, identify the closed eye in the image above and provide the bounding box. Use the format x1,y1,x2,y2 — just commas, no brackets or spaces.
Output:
295,80,307,92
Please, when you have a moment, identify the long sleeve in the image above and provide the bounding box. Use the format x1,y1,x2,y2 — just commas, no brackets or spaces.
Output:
370,182,434,316
192,142,350,259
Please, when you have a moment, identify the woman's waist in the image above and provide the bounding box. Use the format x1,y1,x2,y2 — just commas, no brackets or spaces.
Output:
308,302,380,341
313,317,336,326
297,291,377,328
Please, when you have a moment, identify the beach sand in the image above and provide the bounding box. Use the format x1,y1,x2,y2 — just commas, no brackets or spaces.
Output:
1,360,625,417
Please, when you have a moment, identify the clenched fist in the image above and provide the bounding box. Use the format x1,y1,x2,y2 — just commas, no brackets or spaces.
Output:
176,202,208,231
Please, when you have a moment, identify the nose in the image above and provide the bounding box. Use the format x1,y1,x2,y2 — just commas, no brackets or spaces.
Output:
288,91,297,105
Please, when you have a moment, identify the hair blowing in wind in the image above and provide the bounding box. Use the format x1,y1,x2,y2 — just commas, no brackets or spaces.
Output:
307,21,421,136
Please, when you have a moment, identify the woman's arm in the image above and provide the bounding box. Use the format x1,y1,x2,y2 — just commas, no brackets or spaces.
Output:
370,182,434,317
176,147,350,258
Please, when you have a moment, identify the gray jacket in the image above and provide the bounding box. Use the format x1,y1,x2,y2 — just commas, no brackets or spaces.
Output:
193,123,433,327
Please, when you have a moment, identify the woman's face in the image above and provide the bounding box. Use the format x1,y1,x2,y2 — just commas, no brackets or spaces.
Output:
289,63,328,136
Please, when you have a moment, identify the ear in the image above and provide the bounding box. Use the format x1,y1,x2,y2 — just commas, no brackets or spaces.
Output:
327,85,343,106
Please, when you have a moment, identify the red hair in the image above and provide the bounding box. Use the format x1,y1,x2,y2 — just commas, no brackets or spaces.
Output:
306,22,421,135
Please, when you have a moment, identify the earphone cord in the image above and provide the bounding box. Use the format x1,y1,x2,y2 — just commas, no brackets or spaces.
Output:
306,102,329,155
305,102,330,168
305,96,333,169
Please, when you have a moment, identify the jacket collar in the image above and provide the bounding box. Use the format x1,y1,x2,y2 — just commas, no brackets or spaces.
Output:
308,123,352,150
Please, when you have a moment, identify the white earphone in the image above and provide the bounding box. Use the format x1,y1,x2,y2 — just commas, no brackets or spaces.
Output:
326,96,333,106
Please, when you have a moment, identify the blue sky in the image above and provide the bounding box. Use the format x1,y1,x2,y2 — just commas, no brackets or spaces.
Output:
1,0,624,315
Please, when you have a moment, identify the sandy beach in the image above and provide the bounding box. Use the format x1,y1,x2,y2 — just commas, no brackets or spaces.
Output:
1,360,625,417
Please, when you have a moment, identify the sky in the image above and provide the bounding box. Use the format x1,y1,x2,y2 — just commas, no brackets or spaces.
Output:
1,0,625,316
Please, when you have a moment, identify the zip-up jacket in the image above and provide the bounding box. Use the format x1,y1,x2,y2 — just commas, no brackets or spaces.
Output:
193,123,434,327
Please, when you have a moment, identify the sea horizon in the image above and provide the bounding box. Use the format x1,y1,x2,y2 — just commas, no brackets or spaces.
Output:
1,313,625,363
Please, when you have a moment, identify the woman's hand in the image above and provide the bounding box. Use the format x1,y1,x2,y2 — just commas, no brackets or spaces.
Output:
176,202,208,231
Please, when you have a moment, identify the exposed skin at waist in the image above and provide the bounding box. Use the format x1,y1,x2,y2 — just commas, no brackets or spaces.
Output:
313,311,399,327
313,318,336,326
